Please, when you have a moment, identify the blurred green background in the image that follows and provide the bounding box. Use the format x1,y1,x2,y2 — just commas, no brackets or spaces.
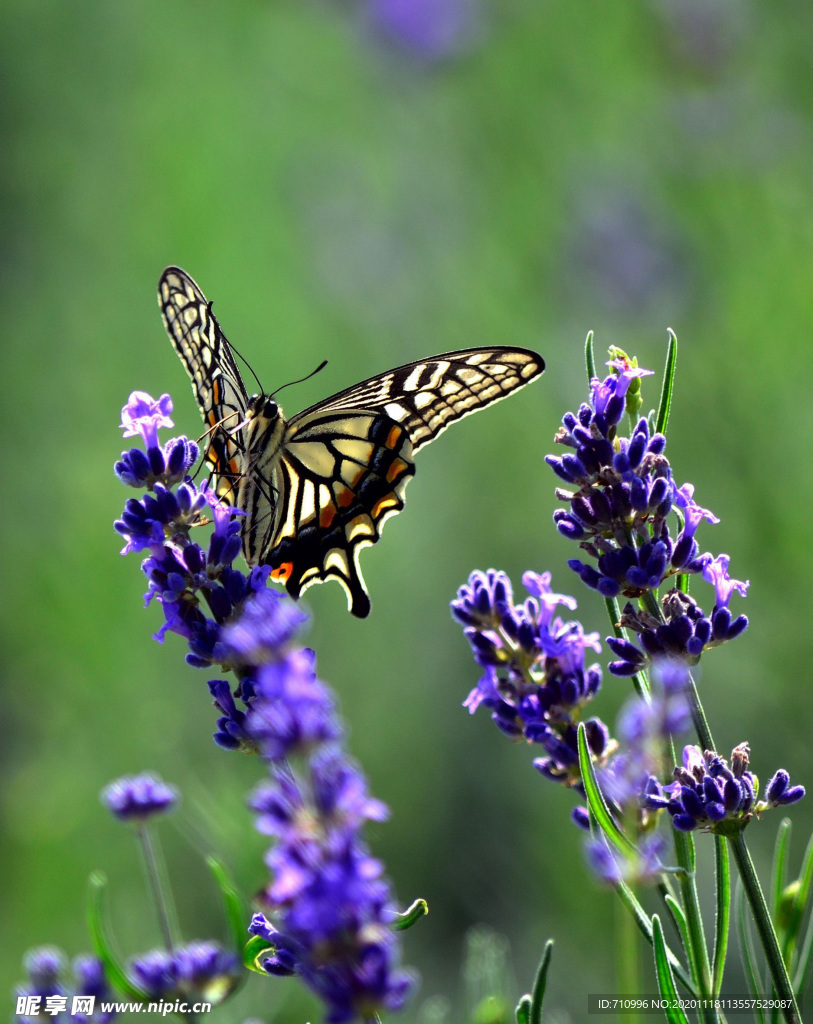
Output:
4,1,813,1020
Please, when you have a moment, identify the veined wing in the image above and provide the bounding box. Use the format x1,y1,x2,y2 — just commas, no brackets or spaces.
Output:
248,348,544,617
298,347,545,453
158,266,249,502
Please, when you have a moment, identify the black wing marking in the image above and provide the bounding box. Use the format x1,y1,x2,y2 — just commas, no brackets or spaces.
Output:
158,267,250,502
297,348,545,452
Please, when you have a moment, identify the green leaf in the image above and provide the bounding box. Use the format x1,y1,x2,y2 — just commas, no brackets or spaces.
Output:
515,994,531,1024
786,827,813,987
655,329,678,436
652,914,690,1024
664,893,691,961
736,881,766,1024
712,836,731,996
585,331,596,384
393,898,429,931
773,820,793,919
791,831,813,993
86,872,149,1001
577,722,635,857
529,939,554,1024
206,856,246,958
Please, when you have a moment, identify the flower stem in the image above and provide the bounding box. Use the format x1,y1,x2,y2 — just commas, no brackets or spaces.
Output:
672,829,718,1024
686,671,715,753
136,823,177,952
729,833,801,1024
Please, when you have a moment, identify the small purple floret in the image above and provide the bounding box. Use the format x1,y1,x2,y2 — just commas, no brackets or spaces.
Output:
102,773,178,822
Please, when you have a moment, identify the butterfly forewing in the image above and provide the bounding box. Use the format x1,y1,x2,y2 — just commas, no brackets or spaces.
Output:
310,349,544,452
159,266,545,617
158,267,249,502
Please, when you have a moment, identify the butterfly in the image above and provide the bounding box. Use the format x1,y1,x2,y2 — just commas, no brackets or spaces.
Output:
159,266,545,617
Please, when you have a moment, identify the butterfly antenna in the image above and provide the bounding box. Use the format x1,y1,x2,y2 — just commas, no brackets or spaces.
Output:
269,359,329,399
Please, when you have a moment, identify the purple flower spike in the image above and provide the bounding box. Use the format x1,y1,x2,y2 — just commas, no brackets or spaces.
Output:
120,391,174,450
102,773,178,822
15,949,118,1024
546,357,749,673
652,742,801,833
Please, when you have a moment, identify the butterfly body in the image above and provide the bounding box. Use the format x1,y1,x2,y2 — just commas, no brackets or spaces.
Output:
159,266,544,617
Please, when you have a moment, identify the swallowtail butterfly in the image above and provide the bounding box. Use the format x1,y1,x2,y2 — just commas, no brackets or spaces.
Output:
159,266,544,617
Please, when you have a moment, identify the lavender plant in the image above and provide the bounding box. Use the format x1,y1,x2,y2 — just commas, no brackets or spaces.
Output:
453,336,810,1023
114,392,418,1022
14,340,812,1024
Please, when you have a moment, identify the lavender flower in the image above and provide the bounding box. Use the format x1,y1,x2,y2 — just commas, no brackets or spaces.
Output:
452,569,615,791
246,651,415,1022
129,943,239,1004
115,393,198,490
643,742,804,835
115,391,416,1021
14,948,116,1023
128,950,177,998
547,357,749,675
102,773,178,822
114,391,306,748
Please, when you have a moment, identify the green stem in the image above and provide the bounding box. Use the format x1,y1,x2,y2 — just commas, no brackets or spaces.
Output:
672,829,718,1024
712,836,731,996
614,879,696,994
686,671,715,753
729,833,802,1024
618,895,641,1023
136,823,176,952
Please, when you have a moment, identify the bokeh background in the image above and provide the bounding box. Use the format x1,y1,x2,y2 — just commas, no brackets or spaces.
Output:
4,1,813,1020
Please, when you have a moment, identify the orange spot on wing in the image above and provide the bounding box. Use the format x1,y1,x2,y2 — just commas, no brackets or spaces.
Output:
386,458,407,483
271,562,294,583
385,425,402,450
372,494,399,519
320,505,337,528
213,379,222,405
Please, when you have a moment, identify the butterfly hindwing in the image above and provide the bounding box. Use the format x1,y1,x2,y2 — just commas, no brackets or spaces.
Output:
159,265,545,617
158,267,248,502
245,412,415,618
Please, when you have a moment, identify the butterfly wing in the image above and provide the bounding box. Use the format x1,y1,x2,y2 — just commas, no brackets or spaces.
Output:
158,266,249,502
242,409,415,618
249,349,545,617
307,348,545,452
